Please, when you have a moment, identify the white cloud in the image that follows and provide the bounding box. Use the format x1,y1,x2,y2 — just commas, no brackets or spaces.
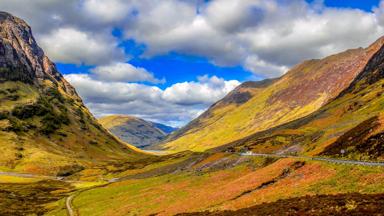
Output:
163,75,240,105
91,62,164,84
2,0,384,76
121,0,384,76
82,0,132,23
39,27,125,65
65,73,239,125
244,55,289,78
64,74,162,103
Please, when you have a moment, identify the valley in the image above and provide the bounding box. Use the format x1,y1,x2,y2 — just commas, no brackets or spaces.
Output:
0,9,384,216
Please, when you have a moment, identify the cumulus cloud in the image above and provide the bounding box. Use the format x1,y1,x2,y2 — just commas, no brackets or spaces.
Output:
2,0,384,75
82,0,132,23
64,74,162,104
39,27,125,65
163,75,240,105
91,62,165,84
65,74,239,126
121,0,384,76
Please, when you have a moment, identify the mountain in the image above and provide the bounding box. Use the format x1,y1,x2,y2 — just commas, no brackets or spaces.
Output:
56,36,384,215
99,115,177,148
162,37,384,152
152,122,178,134
0,12,144,175
219,36,384,161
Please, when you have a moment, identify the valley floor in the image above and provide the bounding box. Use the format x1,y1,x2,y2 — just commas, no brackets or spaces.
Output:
1,152,382,216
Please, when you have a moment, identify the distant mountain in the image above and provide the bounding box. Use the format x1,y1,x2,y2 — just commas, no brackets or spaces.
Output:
99,115,177,148
0,12,143,175
151,122,178,134
162,37,384,152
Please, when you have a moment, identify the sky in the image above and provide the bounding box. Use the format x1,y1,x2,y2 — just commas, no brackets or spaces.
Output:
0,0,384,127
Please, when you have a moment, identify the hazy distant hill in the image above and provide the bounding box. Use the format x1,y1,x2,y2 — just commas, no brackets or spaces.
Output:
99,115,177,148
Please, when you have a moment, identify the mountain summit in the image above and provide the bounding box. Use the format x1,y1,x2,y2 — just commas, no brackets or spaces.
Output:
0,12,143,175
0,12,74,92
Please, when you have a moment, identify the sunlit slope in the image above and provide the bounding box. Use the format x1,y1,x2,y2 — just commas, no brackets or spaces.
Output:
0,12,144,175
220,38,384,161
67,153,384,216
163,38,384,152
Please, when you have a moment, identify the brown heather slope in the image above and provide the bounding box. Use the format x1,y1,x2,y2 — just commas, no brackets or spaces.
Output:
0,12,145,175
162,37,384,152
180,193,384,216
216,36,384,161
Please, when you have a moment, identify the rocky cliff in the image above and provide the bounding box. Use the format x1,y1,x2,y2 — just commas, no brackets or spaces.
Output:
0,12,143,175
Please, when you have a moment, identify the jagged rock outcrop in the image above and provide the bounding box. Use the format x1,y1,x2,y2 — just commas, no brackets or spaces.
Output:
0,11,76,96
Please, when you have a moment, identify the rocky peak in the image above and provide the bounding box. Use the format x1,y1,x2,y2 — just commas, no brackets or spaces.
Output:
0,11,76,96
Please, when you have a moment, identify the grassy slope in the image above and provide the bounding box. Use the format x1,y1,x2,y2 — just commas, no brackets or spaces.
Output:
68,153,384,216
98,115,139,129
163,40,384,152
0,79,146,175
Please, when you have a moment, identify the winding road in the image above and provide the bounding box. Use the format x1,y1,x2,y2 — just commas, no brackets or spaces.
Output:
240,152,384,166
66,195,76,216
0,171,64,180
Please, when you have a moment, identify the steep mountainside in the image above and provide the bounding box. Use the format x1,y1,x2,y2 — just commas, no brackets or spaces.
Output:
0,12,143,175
99,115,176,148
217,37,384,161
163,37,384,152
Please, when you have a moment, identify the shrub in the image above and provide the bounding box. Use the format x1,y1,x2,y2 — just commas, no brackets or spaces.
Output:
40,113,60,135
12,103,49,119
56,164,84,177
0,111,9,120
89,140,98,145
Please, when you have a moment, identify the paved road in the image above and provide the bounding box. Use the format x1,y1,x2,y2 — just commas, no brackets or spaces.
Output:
0,171,65,180
240,152,384,166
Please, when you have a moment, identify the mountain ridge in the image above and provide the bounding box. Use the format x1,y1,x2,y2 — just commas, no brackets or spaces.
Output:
213,37,384,161
162,38,384,152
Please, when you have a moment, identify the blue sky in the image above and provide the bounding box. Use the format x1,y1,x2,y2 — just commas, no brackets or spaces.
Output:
310,0,380,11
55,0,381,89
1,0,384,126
